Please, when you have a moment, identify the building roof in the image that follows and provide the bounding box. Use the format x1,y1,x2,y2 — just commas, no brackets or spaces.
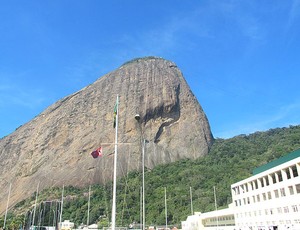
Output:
252,148,300,175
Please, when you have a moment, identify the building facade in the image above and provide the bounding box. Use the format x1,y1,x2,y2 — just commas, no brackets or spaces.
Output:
182,149,300,230
231,149,300,229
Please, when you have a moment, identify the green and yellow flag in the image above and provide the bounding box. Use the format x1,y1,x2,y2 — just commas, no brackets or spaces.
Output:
113,97,118,128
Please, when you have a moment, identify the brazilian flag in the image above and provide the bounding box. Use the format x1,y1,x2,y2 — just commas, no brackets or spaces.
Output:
113,97,118,128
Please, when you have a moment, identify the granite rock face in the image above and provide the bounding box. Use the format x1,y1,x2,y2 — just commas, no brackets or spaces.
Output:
0,57,213,213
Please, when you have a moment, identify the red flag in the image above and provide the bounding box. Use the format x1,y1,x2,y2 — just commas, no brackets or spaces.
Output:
91,147,102,158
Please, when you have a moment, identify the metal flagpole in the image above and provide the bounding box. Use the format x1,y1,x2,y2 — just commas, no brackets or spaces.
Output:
111,95,119,230
134,113,147,230
214,186,219,229
3,182,12,230
140,186,142,229
87,185,91,226
59,185,64,230
165,187,168,230
190,186,193,215
32,182,40,229
142,139,146,230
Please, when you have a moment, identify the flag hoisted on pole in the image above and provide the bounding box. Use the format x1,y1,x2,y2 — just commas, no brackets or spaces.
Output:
91,147,102,158
111,95,119,230
113,96,118,128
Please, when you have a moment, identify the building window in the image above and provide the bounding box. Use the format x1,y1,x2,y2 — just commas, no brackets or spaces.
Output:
252,195,256,203
274,189,279,198
265,209,269,215
265,176,269,186
279,220,284,225
296,184,300,194
267,191,272,200
288,186,294,195
277,171,283,182
257,194,260,202
271,173,276,184
263,193,267,200
284,206,289,213
241,184,246,193
292,165,298,177
292,205,298,212
277,207,282,214
255,180,258,189
280,188,286,197
252,181,256,190
241,185,245,193
285,168,291,179
260,178,265,187
232,188,236,195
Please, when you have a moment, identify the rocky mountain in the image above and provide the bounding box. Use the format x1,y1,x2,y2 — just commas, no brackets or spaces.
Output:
0,57,213,214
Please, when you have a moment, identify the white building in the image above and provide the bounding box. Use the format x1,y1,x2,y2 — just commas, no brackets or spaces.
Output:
181,212,202,230
182,148,300,230
231,149,300,230
181,208,235,230
61,220,75,230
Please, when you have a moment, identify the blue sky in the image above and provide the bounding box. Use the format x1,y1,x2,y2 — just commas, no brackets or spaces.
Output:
1,0,300,139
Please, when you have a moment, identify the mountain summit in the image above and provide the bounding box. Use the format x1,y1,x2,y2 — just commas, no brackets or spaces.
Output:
0,57,213,213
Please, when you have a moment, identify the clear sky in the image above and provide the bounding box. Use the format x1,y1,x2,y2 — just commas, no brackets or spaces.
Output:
1,1,300,139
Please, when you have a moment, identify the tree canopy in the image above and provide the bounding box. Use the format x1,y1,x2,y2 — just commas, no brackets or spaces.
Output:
2,125,300,229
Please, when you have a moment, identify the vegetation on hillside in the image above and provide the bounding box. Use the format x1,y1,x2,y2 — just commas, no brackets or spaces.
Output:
120,56,162,66
1,125,300,229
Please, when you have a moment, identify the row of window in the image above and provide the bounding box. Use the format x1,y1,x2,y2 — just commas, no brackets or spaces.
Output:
203,215,235,227
237,219,300,227
234,184,300,206
204,215,234,223
236,203,300,219
232,163,300,195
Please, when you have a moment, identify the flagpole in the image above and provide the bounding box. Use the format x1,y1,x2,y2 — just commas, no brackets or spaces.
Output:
140,186,142,229
142,139,146,230
214,186,219,229
164,187,168,230
87,185,91,226
112,95,119,230
32,182,40,229
59,184,64,230
3,182,12,230
190,186,193,215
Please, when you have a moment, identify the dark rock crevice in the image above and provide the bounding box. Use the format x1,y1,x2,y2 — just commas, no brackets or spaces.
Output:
153,84,181,143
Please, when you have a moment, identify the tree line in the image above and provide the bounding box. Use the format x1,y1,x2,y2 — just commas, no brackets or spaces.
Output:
1,125,300,229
